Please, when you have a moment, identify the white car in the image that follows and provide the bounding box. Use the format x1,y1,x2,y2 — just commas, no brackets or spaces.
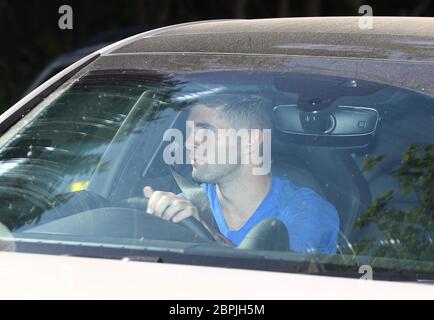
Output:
0,17,433,299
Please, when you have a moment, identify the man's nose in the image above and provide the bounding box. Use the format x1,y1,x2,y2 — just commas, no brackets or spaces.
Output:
186,125,208,150
185,130,197,151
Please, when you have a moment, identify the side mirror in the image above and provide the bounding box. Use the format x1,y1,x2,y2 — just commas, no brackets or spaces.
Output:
0,223,15,252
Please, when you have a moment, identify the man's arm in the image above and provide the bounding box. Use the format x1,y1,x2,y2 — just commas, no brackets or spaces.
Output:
143,186,199,223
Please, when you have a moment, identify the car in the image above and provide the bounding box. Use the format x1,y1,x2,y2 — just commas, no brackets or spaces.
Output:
21,43,110,97
0,17,433,299
22,27,147,96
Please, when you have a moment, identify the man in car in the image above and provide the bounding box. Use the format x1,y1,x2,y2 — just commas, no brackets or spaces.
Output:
144,94,340,254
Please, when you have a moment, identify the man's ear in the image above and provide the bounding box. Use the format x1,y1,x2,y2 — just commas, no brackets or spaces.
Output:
239,129,264,160
247,129,263,154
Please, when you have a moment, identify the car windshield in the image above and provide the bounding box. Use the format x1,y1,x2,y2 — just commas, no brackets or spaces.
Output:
0,53,433,282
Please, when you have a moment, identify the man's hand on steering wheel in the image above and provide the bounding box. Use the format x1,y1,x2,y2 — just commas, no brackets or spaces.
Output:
143,186,199,223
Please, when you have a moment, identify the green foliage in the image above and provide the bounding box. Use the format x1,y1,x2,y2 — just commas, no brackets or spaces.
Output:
355,144,434,261
362,154,386,172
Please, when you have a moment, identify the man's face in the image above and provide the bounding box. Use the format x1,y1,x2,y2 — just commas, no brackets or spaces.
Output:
185,104,242,183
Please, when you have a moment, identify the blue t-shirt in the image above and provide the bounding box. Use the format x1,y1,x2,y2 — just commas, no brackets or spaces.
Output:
201,177,340,254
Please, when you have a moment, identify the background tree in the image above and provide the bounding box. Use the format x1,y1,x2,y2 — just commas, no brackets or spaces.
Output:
355,144,434,261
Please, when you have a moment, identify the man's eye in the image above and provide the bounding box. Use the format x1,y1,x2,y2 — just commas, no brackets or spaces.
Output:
197,127,214,134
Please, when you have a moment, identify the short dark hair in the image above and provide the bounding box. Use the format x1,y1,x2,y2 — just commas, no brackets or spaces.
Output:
193,93,272,130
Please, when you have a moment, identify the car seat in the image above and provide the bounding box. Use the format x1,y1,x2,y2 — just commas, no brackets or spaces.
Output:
271,138,372,253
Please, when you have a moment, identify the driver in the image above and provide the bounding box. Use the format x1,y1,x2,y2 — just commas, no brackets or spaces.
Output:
144,94,340,254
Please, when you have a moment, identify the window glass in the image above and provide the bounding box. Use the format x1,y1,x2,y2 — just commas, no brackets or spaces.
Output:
0,54,433,281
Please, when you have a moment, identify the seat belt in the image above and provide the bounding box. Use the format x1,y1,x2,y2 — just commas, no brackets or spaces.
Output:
169,166,234,246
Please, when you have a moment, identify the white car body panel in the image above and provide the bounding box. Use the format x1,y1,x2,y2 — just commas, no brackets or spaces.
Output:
1,18,433,300
0,252,432,299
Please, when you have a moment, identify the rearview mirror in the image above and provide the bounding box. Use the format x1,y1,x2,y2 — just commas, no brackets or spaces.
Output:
272,105,379,148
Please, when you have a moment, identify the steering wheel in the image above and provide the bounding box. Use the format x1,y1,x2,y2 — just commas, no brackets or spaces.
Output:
113,197,220,243
178,216,216,242
43,191,223,244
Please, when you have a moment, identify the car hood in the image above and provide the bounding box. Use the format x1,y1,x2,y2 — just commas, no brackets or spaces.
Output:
0,252,432,299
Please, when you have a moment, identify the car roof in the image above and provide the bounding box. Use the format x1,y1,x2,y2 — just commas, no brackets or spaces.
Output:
109,17,434,62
